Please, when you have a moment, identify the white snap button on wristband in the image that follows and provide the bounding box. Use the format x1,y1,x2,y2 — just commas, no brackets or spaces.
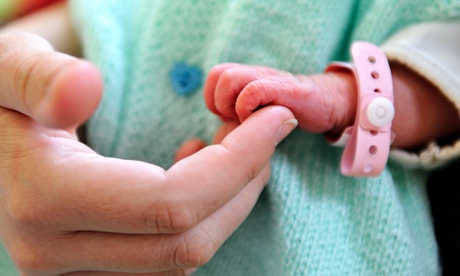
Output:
367,97,395,128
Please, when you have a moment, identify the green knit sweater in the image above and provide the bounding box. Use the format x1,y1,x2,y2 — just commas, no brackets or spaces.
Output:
2,0,460,275
70,1,460,275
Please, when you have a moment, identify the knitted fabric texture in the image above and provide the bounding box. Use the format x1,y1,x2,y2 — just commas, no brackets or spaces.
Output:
66,1,460,275
1,0,459,275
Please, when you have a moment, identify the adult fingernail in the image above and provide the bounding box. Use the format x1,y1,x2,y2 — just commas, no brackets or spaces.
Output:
275,118,298,145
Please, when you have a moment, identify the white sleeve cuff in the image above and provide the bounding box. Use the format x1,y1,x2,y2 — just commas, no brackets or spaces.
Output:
381,20,460,170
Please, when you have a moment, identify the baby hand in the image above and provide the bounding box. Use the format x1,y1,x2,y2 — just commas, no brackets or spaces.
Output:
204,63,357,135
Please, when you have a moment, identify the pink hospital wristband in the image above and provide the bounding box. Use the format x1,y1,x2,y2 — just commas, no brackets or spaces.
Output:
325,41,394,177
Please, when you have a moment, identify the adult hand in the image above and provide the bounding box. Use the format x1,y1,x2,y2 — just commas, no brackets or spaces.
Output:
0,32,296,275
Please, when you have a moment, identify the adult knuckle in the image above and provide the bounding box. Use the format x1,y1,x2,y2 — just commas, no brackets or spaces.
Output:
147,202,197,233
6,195,47,226
246,163,258,182
173,233,215,268
13,54,47,112
0,33,53,109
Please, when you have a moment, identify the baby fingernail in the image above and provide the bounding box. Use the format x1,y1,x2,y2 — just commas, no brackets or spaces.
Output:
275,118,298,145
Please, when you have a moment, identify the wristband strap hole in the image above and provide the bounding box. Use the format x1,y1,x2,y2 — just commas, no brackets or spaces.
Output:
369,145,378,155
368,56,376,63
371,71,380,79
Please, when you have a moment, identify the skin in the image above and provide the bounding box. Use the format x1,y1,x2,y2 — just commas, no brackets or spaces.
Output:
3,1,460,275
204,62,460,150
0,1,297,275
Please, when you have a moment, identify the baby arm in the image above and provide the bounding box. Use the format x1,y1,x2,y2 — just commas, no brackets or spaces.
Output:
205,52,460,152
205,63,356,135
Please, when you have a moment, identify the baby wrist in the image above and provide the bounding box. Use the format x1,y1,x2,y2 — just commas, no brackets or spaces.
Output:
324,41,395,177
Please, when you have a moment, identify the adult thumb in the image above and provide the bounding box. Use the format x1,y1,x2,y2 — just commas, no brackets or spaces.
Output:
0,32,103,129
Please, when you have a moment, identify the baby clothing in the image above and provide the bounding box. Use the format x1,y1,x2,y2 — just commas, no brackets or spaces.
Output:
68,1,460,275
2,0,460,275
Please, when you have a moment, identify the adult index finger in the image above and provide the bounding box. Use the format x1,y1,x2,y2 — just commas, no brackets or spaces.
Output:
159,106,297,233
11,106,296,235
